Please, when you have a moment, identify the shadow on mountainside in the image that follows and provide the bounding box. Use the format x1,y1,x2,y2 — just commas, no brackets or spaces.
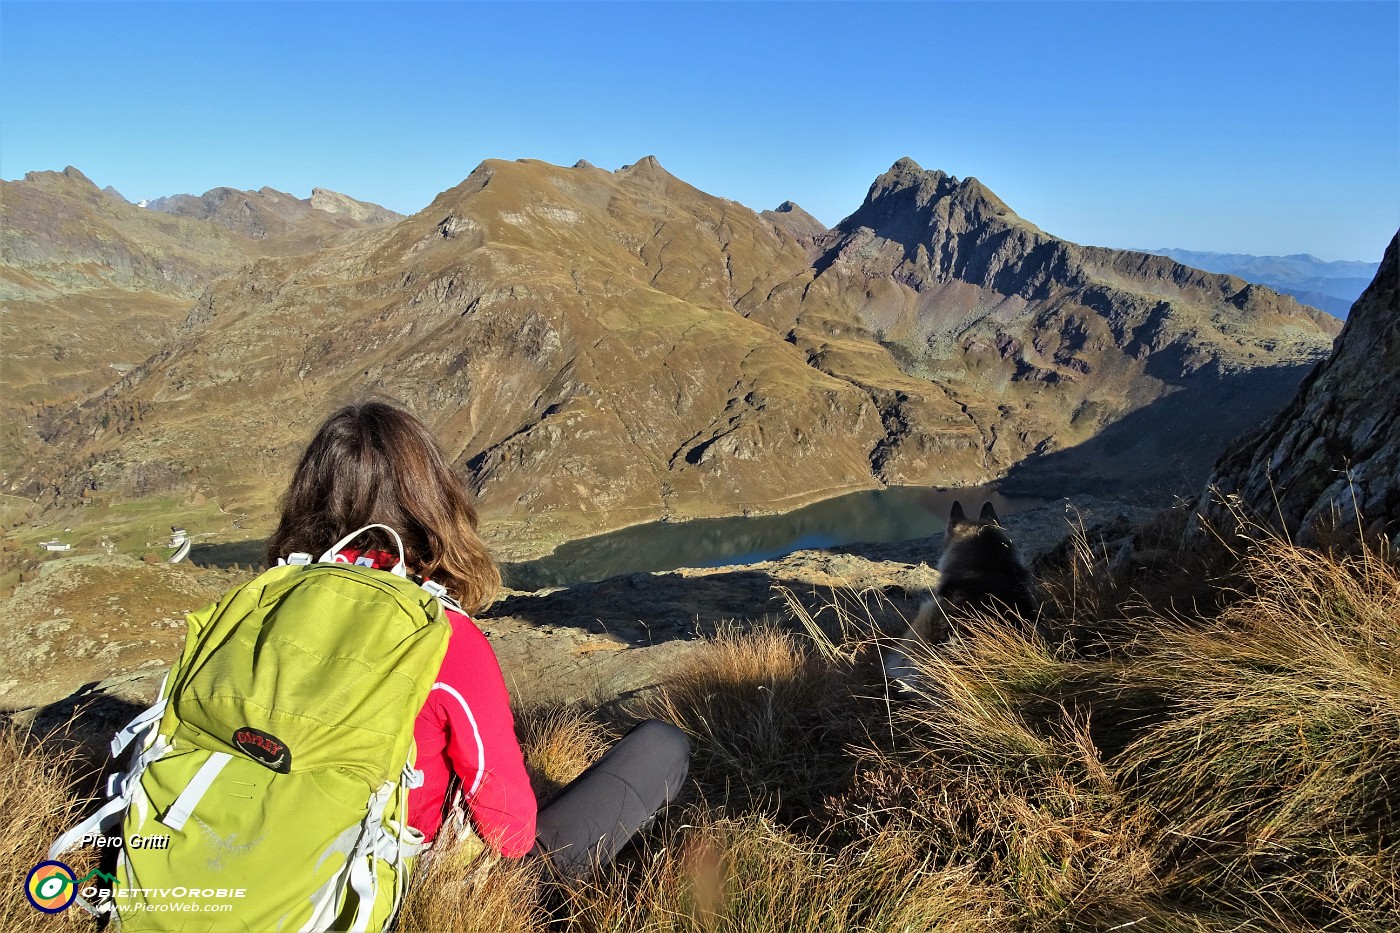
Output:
482,556,938,706
999,364,1319,501
489,549,947,645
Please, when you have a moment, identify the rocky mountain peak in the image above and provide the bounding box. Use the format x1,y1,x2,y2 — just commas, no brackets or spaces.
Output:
860,157,954,210
255,186,298,202
761,200,827,239
877,156,941,189
618,154,664,172
616,155,675,186
308,187,403,225
834,158,1027,251
21,166,99,190
62,165,95,186
865,161,1025,230
798,155,1340,498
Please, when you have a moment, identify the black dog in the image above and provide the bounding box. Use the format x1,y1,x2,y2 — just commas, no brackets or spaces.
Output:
885,501,1041,685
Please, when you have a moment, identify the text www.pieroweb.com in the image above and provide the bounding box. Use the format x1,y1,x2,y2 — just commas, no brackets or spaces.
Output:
110,887,245,913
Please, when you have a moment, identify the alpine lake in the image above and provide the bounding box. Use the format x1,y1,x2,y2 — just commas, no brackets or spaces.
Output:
501,485,1043,590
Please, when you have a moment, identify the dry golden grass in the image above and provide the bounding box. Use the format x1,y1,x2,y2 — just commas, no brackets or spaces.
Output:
514,701,615,803
0,725,101,930
397,833,544,933
1118,540,1400,928
4,529,1395,932
839,616,1162,927
553,814,1011,933
640,622,860,823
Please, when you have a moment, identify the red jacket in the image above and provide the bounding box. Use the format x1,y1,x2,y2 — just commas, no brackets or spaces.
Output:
335,549,537,856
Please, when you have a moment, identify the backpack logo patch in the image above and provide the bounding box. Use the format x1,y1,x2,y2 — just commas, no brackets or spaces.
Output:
232,727,291,773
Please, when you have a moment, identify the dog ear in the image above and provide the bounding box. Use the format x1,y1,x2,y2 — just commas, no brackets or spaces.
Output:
948,500,967,526
979,502,1001,525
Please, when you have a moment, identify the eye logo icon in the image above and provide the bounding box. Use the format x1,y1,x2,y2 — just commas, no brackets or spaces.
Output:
25,861,77,912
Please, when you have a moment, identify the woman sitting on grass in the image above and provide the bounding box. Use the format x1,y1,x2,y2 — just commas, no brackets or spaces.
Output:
267,400,690,880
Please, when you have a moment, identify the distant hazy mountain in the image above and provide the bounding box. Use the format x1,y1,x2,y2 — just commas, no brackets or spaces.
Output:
1135,248,1380,318
143,185,402,239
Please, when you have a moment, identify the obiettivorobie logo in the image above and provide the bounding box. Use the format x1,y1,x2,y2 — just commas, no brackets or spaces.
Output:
24,861,118,913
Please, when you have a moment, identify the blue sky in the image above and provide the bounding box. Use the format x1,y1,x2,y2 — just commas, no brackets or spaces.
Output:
2,1,1396,261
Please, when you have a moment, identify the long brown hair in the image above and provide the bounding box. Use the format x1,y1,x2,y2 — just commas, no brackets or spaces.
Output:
267,401,500,613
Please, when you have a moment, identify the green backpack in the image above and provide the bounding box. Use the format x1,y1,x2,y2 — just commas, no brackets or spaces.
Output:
49,524,453,931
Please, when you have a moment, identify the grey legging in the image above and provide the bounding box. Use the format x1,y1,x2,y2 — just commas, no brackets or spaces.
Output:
531,719,690,880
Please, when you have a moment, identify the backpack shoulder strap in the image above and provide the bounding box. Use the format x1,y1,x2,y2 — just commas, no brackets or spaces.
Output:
316,524,409,577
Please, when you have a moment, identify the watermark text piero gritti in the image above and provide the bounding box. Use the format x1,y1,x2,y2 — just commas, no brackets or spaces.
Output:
81,832,171,850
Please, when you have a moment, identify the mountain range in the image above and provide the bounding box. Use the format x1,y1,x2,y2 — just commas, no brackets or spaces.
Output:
3,158,1342,558
140,184,403,238
0,167,401,469
1134,248,1378,319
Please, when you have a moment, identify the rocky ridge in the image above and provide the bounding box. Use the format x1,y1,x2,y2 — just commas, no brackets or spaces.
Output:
1197,232,1399,548
310,187,405,226
778,158,1341,492
1139,248,1381,319
144,184,401,239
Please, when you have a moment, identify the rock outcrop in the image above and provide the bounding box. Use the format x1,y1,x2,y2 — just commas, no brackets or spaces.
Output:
309,187,404,226
760,201,827,240
1196,232,1399,548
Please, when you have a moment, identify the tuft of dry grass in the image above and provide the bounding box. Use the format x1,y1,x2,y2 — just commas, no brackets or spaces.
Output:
0,725,101,930
842,614,1163,926
1118,540,1400,928
514,701,615,803
396,833,545,933
555,813,1010,933
639,622,862,822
